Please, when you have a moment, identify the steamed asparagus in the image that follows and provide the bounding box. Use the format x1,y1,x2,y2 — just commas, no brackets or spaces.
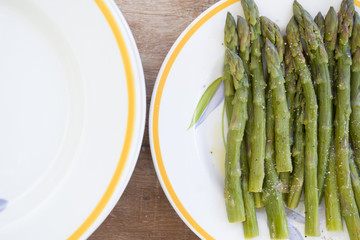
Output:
262,65,289,240
350,11,360,168
224,13,239,121
224,49,248,223
287,76,305,210
293,1,332,207
286,17,320,237
314,12,325,40
242,0,266,192
335,1,360,239
324,139,343,231
237,15,260,237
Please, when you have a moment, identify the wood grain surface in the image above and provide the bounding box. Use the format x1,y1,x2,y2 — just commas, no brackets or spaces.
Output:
89,0,218,239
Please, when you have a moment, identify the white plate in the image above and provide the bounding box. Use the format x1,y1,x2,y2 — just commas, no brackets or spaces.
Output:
150,0,359,239
0,0,145,239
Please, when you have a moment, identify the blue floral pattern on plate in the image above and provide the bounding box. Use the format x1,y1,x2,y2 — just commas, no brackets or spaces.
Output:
0,199,8,212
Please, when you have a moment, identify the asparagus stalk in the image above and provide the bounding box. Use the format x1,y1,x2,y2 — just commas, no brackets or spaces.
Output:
263,72,289,240
323,7,340,213
314,12,325,83
294,1,333,206
238,13,264,210
237,16,252,148
314,12,325,40
350,11,360,168
261,18,292,199
323,9,342,230
242,0,266,192
224,49,248,223
237,16,251,74
224,13,239,121
287,77,305,210
253,192,263,208
284,41,298,147
335,1,360,239
260,16,285,63
262,18,292,174
324,138,343,231
280,42,298,197
286,17,320,237
237,15,259,237
240,142,259,238
325,7,339,96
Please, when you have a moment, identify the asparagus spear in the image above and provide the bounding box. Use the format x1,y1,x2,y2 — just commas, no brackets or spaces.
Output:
294,0,332,203
238,14,264,209
293,0,332,209
261,17,292,199
237,16,252,146
324,138,343,231
237,16,251,74
314,12,325,83
261,16,285,63
314,12,325,40
284,41,298,147
323,9,342,230
238,13,264,209
287,76,305,210
335,1,360,239
350,11,360,168
224,49,249,223
237,16,259,237
325,7,339,96
253,192,263,208
224,13,239,121
286,17,320,237
240,142,259,238
263,73,289,240
241,0,266,192
280,42,298,197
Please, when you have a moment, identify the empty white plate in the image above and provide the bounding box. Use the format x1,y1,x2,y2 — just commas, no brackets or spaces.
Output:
0,0,145,239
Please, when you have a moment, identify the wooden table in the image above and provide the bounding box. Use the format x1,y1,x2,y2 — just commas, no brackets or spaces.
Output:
89,0,218,239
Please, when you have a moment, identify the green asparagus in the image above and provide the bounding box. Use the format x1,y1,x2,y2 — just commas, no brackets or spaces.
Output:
242,0,266,192
287,77,305,210
253,193,263,208
314,12,325,40
284,41,298,147
323,8,342,231
286,17,320,237
324,138,343,231
335,1,360,239
325,7,338,96
237,15,259,237
237,16,251,75
261,17,292,199
263,75,289,240
240,142,259,238
281,42,298,196
350,11,360,168
260,16,285,63
224,49,248,223
238,14,264,209
293,1,332,205
224,12,239,121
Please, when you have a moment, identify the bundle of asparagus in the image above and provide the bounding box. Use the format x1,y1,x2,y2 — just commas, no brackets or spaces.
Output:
191,0,360,239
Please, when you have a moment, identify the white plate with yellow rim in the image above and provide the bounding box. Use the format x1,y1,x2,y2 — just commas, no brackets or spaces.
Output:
149,0,360,239
0,0,145,239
